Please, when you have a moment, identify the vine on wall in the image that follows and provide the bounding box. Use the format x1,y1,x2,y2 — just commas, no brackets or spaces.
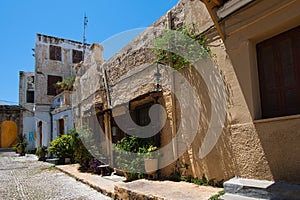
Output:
152,23,211,70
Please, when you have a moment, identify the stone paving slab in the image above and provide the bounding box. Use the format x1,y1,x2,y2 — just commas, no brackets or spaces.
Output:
115,179,223,200
56,164,125,198
0,153,110,200
57,164,223,200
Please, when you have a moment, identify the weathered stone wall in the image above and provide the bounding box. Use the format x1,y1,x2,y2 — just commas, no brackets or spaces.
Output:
19,71,35,115
98,0,235,180
76,0,300,184
74,0,233,180
35,34,90,105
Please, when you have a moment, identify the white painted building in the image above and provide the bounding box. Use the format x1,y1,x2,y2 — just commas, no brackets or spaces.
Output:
20,33,90,149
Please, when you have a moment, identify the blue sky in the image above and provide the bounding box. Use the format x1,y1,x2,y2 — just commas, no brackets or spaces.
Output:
0,0,178,104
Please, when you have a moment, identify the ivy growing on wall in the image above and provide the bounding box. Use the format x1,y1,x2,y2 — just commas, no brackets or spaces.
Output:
152,23,211,70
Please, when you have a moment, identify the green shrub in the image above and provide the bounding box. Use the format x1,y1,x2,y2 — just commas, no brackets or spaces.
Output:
35,146,48,156
48,134,73,158
69,129,94,169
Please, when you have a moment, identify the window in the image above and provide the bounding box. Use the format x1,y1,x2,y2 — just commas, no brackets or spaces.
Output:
72,49,83,63
58,119,64,135
26,91,34,103
134,103,160,147
27,76,34,90
49,45,62,61
47,75,62,96
257,25,300,118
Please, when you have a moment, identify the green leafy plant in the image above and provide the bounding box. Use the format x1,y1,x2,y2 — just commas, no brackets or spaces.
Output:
138,144,159,159
210,190,225,200
13,134,27,155
35,146,48,160
69,128,94,170
152,23,211,71
114,136,158,181
48,134,73,159
55,75,75,92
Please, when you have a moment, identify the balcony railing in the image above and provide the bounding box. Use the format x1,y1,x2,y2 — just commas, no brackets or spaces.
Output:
52,91,72,108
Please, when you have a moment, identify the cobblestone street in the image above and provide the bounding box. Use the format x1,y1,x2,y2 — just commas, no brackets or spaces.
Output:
0,152,111,200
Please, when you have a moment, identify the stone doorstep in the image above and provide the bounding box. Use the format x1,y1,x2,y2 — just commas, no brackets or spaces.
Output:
223,177,300,200
220,193,265,200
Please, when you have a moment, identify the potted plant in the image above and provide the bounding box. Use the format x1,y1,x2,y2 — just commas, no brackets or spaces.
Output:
36,146,48,161
13,134,27,156
55,81,64,94
114,136,145,181
48,134,73,164
55,75,75,94
141,145,159,174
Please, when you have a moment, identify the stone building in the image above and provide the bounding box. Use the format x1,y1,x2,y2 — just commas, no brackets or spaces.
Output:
73,0,299,192
22,33,90,148
19,71,35,149
0,105,22,148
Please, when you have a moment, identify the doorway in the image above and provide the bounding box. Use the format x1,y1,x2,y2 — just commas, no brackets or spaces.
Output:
38,121,42,147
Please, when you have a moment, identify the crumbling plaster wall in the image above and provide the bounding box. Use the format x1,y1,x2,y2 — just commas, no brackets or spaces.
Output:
19,71,35,114
35,34,90,105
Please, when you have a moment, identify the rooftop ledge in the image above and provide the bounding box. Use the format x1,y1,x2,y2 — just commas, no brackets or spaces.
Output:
217,0,255,19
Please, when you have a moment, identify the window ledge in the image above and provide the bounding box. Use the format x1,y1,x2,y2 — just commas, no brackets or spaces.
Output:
254,114,300,124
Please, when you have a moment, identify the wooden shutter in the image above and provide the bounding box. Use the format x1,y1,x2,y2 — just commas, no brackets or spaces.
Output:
257,26,300,118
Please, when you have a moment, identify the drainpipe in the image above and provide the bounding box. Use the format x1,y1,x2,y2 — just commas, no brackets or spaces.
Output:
168,11,178,160
101,64,113,164
102,64,112,109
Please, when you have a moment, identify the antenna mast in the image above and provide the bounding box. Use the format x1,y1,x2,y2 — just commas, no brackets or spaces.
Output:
82,13,88,61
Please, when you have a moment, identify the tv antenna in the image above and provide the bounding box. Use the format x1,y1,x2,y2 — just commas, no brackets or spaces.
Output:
82,13,88,61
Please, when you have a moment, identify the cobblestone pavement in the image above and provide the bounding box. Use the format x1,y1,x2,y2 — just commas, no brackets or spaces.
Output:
0,152,111,200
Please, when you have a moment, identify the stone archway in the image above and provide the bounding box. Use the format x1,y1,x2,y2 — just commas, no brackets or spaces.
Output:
1,120,18,148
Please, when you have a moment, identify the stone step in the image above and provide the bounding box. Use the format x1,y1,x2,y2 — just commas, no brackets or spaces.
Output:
220,193,265,200
223,177,300,200
46,158,60,165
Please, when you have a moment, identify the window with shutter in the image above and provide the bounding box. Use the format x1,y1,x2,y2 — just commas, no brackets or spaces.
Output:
257,25,300,118
72,49,83,63
49,45,62,61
